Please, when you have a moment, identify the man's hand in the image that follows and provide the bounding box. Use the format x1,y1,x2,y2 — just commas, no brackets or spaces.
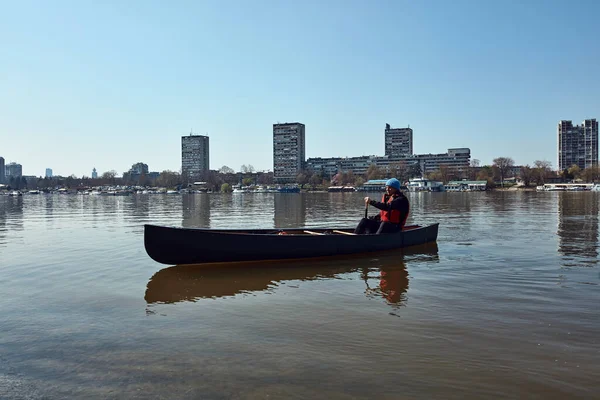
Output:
364,197,370,205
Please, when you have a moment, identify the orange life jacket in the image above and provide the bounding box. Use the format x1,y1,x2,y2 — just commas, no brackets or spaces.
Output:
380,193,408,228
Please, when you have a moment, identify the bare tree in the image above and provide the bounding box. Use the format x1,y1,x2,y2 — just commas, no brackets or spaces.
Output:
156,170,181,188
582,166,600,183
309,173,322,188
101,170,117,180
493,157,515,187
567,165,581,181
533,160,552,185
439,165,451,183
240,164,256,174
295,173,308,188
366,164,385,181
519,165,533,187
468,159,481,180
219,165,234,174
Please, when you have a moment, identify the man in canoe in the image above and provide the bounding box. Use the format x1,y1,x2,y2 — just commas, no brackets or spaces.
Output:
354,178,409,234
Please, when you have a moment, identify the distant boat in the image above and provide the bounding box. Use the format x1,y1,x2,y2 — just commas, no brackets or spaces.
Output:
28,190,40,194
277,187,300,193
9,191,22,197
328,186,356,192
166,190,179,195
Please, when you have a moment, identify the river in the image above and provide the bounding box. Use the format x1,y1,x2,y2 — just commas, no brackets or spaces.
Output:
0,191,598,399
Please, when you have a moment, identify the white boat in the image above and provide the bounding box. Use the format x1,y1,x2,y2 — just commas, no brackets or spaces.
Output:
9,191,22,196
166,190,179,195
592,184,600,192
28,190,40,194
407,178,445,192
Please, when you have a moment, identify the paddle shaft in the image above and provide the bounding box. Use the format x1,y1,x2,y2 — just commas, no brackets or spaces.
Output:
364,202,369,219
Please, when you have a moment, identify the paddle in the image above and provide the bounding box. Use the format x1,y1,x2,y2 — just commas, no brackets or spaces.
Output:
364,201,369,219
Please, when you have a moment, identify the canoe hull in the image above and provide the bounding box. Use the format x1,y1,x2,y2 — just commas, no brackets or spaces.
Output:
144,223,439,265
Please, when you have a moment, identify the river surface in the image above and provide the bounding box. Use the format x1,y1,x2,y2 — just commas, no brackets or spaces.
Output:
0,192,598,399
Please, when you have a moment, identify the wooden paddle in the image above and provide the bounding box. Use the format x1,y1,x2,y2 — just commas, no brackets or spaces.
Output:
365,201,369,219
333,230,356,236
303,230,325,235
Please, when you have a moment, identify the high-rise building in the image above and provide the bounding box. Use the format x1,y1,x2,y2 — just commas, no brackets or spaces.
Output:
45,168,53,178
273,122,306,184
558,119,598,171
5,162,22,178
0,157,4,184
92,168,98,179
385,123,413,157
181,134,210,181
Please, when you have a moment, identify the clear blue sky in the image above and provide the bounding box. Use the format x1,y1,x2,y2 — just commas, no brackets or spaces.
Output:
1,0,598,177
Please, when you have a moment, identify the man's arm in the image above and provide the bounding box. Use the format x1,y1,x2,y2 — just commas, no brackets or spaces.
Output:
369,195,405,212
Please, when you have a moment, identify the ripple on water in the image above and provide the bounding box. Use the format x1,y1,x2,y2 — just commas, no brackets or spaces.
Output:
0,192,599,399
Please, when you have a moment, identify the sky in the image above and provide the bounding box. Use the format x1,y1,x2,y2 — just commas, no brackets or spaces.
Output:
1,0,599,177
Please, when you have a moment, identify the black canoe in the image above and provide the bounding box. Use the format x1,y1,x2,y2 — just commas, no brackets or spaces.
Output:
144,223,439,266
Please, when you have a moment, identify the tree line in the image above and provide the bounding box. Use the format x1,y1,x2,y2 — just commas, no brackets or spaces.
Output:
5,159,600,192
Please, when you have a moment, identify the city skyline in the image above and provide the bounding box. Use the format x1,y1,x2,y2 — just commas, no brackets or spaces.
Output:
2,116,599,179
1,1,599,177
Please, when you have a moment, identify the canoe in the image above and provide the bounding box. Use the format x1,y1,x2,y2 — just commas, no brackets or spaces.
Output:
144,223,439,266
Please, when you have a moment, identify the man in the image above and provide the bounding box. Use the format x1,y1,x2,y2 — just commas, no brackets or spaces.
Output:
354,178,409,234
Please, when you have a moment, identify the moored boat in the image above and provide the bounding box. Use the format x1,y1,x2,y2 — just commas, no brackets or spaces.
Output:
144,223,439,265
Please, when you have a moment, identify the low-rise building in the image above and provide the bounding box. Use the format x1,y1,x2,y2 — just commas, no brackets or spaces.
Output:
5,162,22,178
306,148,470,178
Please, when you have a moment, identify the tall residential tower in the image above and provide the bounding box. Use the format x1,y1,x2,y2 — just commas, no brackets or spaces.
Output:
385,124,413,157
182,134,210,182
558,119,598,171
273,122,305,184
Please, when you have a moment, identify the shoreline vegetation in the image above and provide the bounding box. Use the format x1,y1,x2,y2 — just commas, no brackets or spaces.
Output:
2,159,598,194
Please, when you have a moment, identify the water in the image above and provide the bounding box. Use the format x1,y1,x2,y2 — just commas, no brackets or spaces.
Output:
0,192,598,399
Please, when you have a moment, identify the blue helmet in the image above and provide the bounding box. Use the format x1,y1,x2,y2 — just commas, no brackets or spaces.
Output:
386,178,401,190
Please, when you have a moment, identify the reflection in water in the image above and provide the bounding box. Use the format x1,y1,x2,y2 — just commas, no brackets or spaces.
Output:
362,264,410,306
274,193,306,228
182,195,211,228
0,196,24,246
145,243,438,309
557,193,599,265
128,194,151,222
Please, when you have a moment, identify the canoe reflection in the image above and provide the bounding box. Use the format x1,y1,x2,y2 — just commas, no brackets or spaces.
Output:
145,243,438,307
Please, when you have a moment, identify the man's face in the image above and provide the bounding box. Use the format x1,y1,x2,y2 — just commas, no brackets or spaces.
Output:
386,186,395,196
